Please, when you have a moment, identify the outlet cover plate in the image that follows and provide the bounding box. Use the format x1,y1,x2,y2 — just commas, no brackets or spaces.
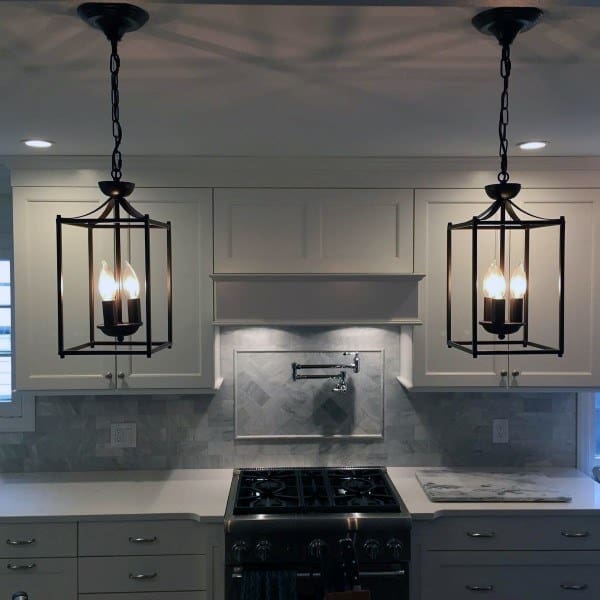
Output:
110,422,137,448
492,419,509,444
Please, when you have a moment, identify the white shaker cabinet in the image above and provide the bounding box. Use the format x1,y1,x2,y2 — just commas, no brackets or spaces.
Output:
411,188,600,389
213,188,414,274
12,186,218,393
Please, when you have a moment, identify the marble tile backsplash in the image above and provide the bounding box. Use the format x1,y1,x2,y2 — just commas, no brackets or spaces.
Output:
0,327,576,472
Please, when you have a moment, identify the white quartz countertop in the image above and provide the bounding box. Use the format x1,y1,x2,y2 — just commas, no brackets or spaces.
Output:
0,469,233,522
387,467,600,519
0,467,597,522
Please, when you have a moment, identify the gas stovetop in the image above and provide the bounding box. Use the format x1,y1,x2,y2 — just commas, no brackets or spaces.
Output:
225,467,411,568
231,467,406,515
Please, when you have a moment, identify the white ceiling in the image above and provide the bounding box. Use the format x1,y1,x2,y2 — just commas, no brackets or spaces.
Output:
2,1,600,157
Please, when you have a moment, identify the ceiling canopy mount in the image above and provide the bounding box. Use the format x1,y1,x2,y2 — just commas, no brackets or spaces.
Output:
472,7,543,46
77,2,149,41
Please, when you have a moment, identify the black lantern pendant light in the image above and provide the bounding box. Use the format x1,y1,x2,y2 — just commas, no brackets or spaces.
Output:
447,7,565,358
56,3,172,358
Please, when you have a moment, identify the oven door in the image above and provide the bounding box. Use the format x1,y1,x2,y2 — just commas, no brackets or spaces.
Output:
228,564,409,600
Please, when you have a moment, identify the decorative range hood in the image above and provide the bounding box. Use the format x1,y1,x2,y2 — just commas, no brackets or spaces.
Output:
210,273,424,326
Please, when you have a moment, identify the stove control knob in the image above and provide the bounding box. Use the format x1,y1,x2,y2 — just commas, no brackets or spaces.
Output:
255,540,272,562
387,538,403,560
231,541,248,562
308,538,327,559
363,539,381,560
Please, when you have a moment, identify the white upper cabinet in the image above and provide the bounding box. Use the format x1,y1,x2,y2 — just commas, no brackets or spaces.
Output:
12,186,217,393
13,188,115,390
412,188,600,389
506,189,600,388
213,188,414,273
412,189,506,388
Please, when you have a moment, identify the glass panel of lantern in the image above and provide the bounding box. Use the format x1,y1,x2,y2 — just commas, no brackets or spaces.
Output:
446,197,565,357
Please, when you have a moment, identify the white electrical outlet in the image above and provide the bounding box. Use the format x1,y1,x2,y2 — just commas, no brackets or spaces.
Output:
110,422,137,448
492,419,509,444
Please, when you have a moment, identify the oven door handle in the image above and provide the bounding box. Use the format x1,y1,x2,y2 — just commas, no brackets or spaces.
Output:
231,569,406,579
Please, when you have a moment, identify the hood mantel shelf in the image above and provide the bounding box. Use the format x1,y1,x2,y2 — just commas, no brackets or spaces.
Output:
211,272,425,326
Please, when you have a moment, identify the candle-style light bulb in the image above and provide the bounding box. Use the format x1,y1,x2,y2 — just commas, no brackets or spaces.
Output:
98,260,118,328
122,260,140,300
122,260,142,325
98,260,117,301
482,260,506,299
510,262,527,299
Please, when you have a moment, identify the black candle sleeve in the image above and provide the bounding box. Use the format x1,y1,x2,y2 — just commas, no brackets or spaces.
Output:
484,297,505,327
127,298,142,324
102,300,118,327
509,298,524,323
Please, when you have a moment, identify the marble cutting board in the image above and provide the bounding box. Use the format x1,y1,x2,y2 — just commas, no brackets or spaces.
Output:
415,468,572,502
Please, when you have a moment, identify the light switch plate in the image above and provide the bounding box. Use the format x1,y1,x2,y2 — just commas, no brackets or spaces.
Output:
110,422,137,448
492,419,509,444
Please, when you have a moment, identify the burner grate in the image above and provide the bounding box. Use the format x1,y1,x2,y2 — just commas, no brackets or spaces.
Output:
233,467,402,515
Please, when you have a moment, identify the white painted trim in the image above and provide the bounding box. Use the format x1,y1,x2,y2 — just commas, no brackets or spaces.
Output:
210,273,426,280
214,319,424,326
577,392,597,475
0,391,35,432
12,386,221,397
9,155,600,189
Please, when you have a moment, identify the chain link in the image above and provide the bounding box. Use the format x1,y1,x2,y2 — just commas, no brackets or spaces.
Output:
109,38,123,182
497,42,511,183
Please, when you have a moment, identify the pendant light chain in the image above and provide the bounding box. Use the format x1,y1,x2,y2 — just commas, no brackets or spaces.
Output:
497,41,512,183
110,37,123,182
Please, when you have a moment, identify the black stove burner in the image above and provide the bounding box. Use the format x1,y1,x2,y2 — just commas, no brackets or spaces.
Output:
233,467,402,515
336,476,375,496
250,496,289,508
252,478,286,495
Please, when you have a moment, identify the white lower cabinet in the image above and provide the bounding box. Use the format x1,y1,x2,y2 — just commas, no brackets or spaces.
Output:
12,186,218,393
413,515,600,600
78,520,223,600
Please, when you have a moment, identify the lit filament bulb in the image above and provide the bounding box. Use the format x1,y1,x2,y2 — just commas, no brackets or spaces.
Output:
482,260,506,299
98,260,117,301
510,263,527,299
122,261,140,299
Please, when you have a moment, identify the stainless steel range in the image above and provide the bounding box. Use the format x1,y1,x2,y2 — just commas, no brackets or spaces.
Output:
225,467,411,599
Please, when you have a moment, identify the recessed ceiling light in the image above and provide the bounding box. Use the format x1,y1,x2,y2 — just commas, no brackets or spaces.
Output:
517,141,548,150
22,139,54,148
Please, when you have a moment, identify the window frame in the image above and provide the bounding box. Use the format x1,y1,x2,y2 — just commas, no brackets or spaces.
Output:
0,232,35,432
577,392,599,475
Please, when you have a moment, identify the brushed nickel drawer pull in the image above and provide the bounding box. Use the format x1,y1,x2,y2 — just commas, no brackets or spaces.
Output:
561,531,590,538
7,563,36,570
466,585,493,592
129,536,158,544
6,538,35,546
561,584,588,591
467,532,495,538
129,572,158,580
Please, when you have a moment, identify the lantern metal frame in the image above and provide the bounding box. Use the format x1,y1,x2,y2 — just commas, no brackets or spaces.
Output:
57,3,173,358
446,183,565,358
447,7,565,358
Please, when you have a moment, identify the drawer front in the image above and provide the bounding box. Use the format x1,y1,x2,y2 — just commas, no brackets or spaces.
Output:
422,551,600,600
417,515,600,550
79,521,217,556
0,523,76,558
0,557,76,600
79,593,207,600
79,555,207,593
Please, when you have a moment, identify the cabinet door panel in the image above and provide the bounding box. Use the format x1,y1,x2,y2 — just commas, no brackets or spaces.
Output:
413,189,505,387
422,551,600,600
0,557,76,600
121,189,215,390
507,189,600,387
214,188,413,273
13,188,114,390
